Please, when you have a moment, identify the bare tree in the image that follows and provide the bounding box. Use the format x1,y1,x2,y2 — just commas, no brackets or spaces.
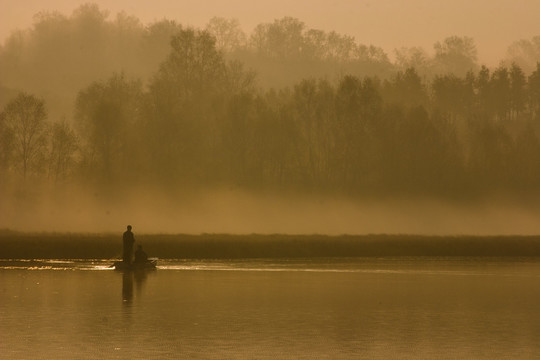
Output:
1,93,48,180
433,36,478,76
205,17,247,52
48,120,79,183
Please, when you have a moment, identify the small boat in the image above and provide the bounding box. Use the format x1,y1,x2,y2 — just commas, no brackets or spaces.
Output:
113,258,158,271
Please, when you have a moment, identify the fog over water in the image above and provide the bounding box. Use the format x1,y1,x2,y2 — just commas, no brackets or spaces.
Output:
2,188,540,235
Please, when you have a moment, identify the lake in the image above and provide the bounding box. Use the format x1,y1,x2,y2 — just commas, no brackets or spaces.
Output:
1,257,540,359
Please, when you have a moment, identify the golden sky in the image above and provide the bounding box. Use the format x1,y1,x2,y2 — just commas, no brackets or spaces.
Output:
1,0,539,66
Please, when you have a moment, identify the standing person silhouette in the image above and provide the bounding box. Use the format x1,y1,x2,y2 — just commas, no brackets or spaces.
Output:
122,225,135,264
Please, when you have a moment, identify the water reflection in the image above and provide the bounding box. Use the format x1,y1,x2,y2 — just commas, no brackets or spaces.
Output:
122,272,134,303
121,269,150,304
2,258,540,359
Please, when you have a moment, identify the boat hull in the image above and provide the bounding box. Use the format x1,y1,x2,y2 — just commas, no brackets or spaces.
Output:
113,259,157,271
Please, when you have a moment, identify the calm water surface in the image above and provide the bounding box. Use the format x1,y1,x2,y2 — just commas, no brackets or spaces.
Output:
1,257,540,359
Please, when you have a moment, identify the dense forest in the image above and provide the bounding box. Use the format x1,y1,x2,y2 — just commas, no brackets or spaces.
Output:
1,3,540,202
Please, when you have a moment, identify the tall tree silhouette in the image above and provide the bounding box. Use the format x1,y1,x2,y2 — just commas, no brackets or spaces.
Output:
75,74,142,183
505,36,540,74
528,63,540,119
48,120,79,183
0,93,48,180
206,17,247,52
433,36,478,76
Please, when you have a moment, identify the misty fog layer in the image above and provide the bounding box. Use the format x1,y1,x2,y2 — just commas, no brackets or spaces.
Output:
3,188,540,235
1,4,540,234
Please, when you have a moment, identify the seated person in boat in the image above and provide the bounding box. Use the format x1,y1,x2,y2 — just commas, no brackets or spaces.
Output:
134,244,148,264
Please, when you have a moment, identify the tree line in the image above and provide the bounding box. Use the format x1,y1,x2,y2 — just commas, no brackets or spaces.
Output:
1,4,540,200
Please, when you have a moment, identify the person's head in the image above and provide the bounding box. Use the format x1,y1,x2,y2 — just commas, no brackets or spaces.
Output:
127,225,132,231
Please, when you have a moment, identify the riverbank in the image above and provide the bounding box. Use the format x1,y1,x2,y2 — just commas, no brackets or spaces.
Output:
1,230,540,259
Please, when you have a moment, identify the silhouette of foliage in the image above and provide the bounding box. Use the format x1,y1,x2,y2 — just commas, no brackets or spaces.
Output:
1,5,540,200
0,93,48,180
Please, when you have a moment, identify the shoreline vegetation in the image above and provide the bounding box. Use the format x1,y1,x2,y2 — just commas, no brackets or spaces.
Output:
1,230,540,259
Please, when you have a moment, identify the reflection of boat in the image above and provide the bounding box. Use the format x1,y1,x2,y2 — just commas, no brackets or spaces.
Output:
113,259,158,271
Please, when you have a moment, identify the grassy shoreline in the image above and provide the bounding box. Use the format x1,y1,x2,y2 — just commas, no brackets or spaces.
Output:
1,231,540,259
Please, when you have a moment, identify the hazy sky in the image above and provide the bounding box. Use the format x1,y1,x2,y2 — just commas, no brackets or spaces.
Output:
1,0,539,65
